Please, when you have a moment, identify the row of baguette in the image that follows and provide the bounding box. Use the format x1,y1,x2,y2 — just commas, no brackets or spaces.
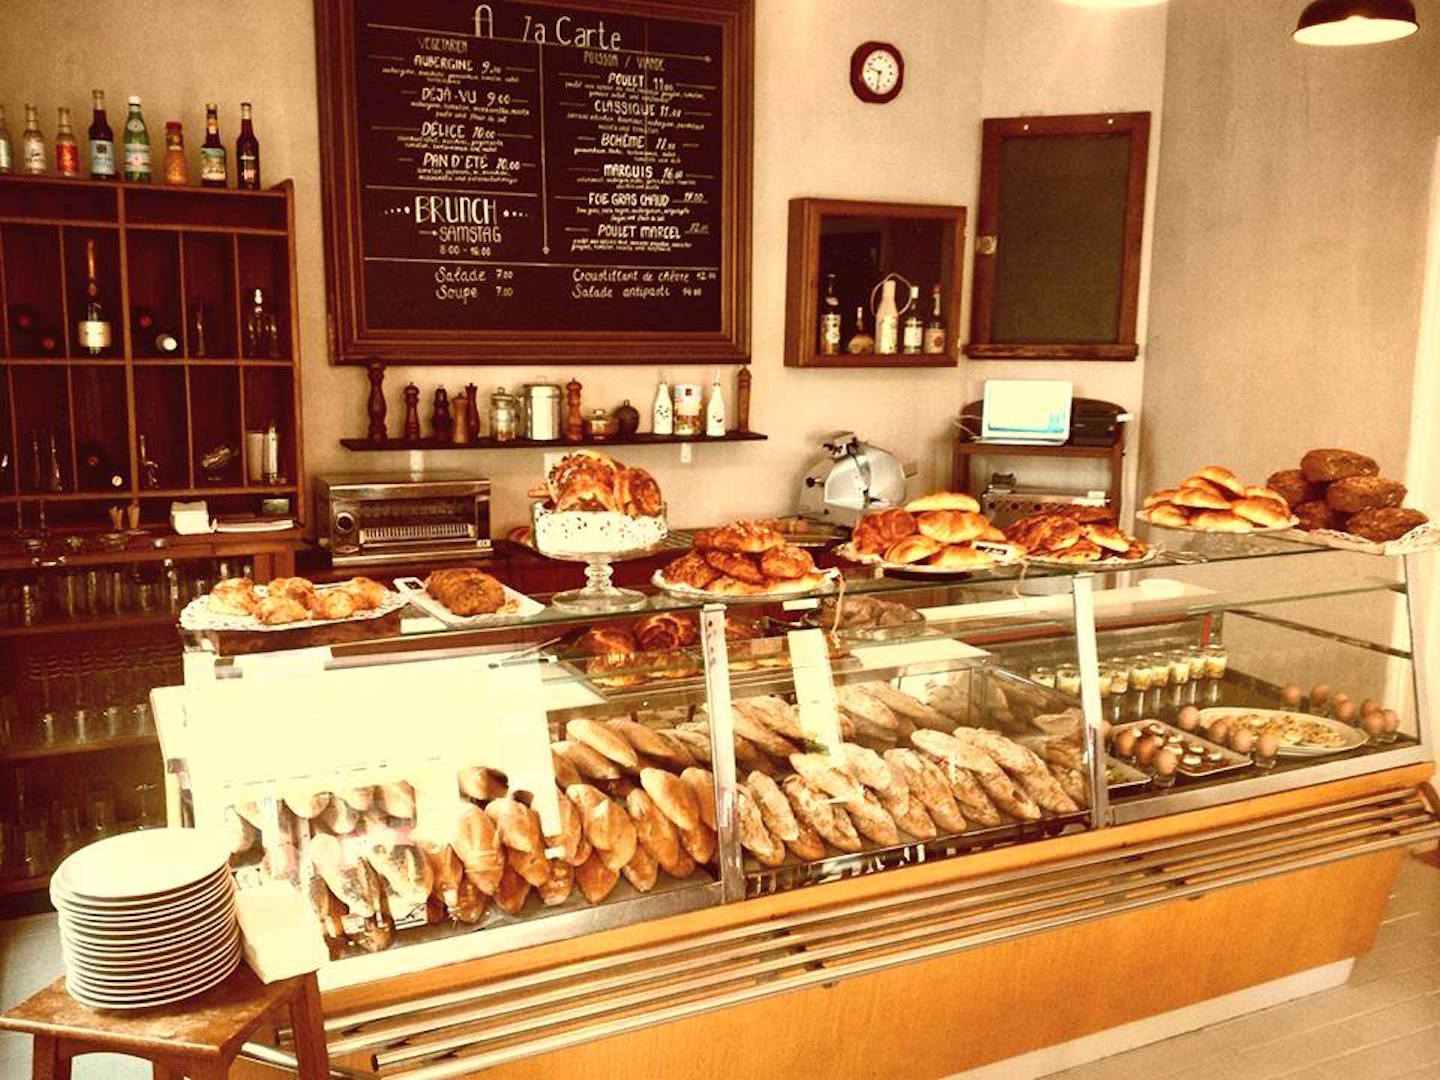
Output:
228,682,1088,951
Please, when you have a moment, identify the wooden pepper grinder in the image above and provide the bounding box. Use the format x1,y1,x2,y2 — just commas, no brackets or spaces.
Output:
564,378,584,442
465,382,481,439
402,383,420,441
451,393,471,445
432,388,452,442
736,367,752,433
366,360,387,444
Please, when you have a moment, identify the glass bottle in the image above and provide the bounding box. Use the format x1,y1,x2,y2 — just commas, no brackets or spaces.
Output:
122,96,150,182
243,288,277,357
76,238,112,357
874,279,900,355
88,90,114,179
0,105,12,173
162,121,187,185
54,108,78,177
845,304,874,354
21,104,45,175
651,377,673,436
923,283,947,354
235,102,260,189
199,103,226,187
901,283,923,354
818,272,841,355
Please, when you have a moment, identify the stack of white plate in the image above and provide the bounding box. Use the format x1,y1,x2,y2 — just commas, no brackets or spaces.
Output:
50,828,240,1010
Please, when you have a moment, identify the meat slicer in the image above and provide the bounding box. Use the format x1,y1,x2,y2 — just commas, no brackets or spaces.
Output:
797,433,909,528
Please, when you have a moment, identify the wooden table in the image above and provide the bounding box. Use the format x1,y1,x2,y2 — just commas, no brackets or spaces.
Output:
0,967,330,1080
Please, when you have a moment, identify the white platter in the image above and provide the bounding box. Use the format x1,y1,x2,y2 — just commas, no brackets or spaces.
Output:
51,828,229,901
1139,513,1299,534
178,581,408,633
393,576,545,627
651,566,839,600
834,544,1017,575
1027,546,1159,569
1197,707,1367,756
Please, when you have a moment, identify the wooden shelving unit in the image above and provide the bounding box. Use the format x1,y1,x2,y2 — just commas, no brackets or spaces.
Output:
0,174,305,531
341,431,768,452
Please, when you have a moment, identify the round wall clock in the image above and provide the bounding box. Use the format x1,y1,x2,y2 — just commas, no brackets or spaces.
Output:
850,41,904,104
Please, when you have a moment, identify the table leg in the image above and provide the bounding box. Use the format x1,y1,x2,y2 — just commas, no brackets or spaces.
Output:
30,1036,71,1080
287,975,332,1080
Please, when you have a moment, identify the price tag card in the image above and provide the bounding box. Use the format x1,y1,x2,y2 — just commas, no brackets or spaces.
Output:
787,628,843,758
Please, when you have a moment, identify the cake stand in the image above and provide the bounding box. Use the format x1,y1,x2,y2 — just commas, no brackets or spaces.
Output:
532,504,668,613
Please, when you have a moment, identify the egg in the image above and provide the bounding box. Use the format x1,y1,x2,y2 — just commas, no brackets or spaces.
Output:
1310,683,1331,706
1155,749,1179,777
1362,711,1385,739
1176,705,1200,732
1207,718,1230,746
1100,719,1113,746
1360,698,1381,716
1229,727,1256,755
1135,734,1161,768
1335,701,1358,725
1113,728,1137,759
1382,709,1400,734
1257,731,1281,760
1280,683,1303,708
1334,692,1351,708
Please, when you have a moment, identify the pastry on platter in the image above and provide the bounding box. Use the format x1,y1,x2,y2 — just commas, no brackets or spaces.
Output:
424,568,509,616
533,451,667,555
208,577,258,616
658,520,827,595
1269,448,1428,542
1138,466,1293,532
847,495,1007,571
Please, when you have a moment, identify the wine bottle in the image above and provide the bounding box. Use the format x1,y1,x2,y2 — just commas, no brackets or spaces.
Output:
76,238,113,356
88,90,115,179
54,108,78,177
243,288,268,357
235,102,260,190
122,96,150,182
200,103,226,187
923,284,947,355
818,273,842,355
0,105,12,173
874,279,899,355
845,305,874,354
162,121,187,185
20,104,45,175
901,284,924,354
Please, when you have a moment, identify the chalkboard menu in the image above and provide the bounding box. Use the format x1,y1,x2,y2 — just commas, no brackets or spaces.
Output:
315,0,753,365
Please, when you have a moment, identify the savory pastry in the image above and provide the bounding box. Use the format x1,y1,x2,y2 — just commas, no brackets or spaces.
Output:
1301,448,1379,484
307,588,359,622
615,466,664,518
906,491,980,513
1325,475,1406,513
633,612,697,651
424,568,508,616
702,549,768,585
1007,514,1082,553
759,545,816,580
659,551,720,590
1230,497,1293,528
1266,469,1320,508
916,510,988,544
576,624,636,658
883,534,943,565
851,508,917,555
340,576,389,610
1171,486,1233,511
925,545,993,571
255,595,309,625
693,520,785,554
208,577,258,616
1344,506,1428,542
266,576,317,604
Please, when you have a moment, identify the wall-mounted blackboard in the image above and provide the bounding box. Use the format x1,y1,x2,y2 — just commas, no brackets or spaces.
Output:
966,112,1150,361
315,0,753,365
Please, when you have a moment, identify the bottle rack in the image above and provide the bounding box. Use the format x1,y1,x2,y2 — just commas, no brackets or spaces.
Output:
0,176,305,528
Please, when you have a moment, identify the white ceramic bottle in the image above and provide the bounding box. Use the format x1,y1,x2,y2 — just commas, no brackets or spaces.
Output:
705,372,726,436
652,376,673,435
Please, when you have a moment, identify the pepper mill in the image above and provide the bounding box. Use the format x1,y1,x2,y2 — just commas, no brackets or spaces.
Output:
451,394,471,445
366,360,387,444
432,388,452,443
564,378,584,442
736,367,752,433
403,383,421,441
465,382,481,439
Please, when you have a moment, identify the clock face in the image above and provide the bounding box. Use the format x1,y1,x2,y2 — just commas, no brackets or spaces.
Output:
861,50,901,95
850,42,904,103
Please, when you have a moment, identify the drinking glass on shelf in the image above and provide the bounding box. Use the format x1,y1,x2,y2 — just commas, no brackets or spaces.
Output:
134,782,164,828
21,826,48,878
88,784,117,839
52,802,83,860
36,709,61,747
72,707,95,743
130,701,153,734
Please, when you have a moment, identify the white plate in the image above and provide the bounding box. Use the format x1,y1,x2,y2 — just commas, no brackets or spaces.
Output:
64,927,241,982
651,566,840,600
178,582,408,633
1028,546,1159,569
834,544,1016,575
65,943,242,1010
51,828,229,902
1197,707,1367,756
1139,514,1299,534
393,576,546,627
52,868,232,917
66,937,241,992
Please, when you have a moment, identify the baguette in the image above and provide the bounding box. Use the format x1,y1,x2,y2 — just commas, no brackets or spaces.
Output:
625,788,683,869
566,718,639,769
451,805,505,895
680,767,718,830
535,860,574,906
621,845,659,892
744,771,800,842
574,851,620,904
640,766,701,831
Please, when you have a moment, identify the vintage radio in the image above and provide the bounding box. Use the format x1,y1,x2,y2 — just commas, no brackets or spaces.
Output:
314,473,491,566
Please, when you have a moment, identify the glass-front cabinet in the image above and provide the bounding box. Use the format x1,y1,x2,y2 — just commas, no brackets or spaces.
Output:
154,532,1432,988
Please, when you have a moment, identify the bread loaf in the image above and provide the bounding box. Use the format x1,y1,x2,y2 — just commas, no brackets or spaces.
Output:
1344,506,1427,542
639,767,701,831
1301,448,1378,484
1266,469,1320,508
566,718,639,769
1325,476,1406,513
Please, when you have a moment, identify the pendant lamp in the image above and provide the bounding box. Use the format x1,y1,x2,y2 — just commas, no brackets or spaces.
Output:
1294,0,1418,45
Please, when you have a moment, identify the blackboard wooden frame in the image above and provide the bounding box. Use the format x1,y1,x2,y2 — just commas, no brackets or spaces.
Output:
966,112,1150,361
315,0,753,366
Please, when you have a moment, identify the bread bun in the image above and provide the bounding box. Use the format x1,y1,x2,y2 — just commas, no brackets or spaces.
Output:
1343,507,1427,542
1143,489,1178,509
905,491,980,513
1197,466,1245,496
1301,448,1378,484
1179,476,1231,500
1189,510,1253,532
1243,485,1290,507
1325,475,1406,513
915,510,988,544
1230,497,1292,528
883,534,943,565
1171,486,1233,511
1082,523,1130,553
1292,500,1340,532
1266,470,1320,508
1144,503,1192,528
925,545,994,571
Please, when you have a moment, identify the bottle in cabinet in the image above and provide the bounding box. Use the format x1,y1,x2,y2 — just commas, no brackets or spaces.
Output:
923,283,947,355
0,105,12,172
845,305,874,354
818,273,842,355
235,102,260,190
54,108,79,177
200,103,226,187
122,96,150,182
76,238,113,357
652,377,673,435
162,121,188,185
88,90,115,179
874,279,900,355
243,288,279,357
901,283,923,354
21,104,45,175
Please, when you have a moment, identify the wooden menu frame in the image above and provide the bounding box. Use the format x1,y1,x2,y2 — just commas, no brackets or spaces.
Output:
314,0,753,366
966,112,1150,361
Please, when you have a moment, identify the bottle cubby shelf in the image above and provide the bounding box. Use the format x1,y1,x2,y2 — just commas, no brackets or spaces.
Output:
0,176,304,528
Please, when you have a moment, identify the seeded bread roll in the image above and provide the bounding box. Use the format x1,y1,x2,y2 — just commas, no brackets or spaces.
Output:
1292,500,1341,532
1301,448,1379,484
1267,469,1320,508
1325,475,1406,513
1343,507,1428,542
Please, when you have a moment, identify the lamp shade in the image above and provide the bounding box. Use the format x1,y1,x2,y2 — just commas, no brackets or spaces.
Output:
1295,0,1418,45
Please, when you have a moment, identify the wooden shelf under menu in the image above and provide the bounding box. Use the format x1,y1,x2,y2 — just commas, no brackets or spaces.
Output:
341,431,769,452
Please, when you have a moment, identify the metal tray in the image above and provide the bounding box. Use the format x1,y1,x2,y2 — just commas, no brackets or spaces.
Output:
1110,720,1252,778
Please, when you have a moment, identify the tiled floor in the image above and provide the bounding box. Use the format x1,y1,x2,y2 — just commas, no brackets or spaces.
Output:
1042,851,1440,1080
2,853,1437,1079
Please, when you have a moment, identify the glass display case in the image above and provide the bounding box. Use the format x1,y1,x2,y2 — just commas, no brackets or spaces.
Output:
154,531,1432,991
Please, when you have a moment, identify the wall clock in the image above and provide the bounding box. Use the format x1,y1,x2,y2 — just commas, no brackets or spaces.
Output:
850,41,904,103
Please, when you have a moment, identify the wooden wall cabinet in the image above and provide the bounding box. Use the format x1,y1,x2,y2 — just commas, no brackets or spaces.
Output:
0,176,305,529
784,198,965,368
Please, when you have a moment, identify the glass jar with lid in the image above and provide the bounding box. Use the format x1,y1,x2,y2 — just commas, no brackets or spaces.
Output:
490,387,519,443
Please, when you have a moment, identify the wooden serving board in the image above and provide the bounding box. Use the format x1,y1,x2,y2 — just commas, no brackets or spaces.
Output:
202,609,404,656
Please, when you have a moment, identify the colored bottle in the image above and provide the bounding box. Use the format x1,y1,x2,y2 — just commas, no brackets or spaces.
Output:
54,108,79,177
162,121,188,185
21,104,45,175
235,102,260,189
199,103,226,187
122,96,150,182
88,91,114,178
